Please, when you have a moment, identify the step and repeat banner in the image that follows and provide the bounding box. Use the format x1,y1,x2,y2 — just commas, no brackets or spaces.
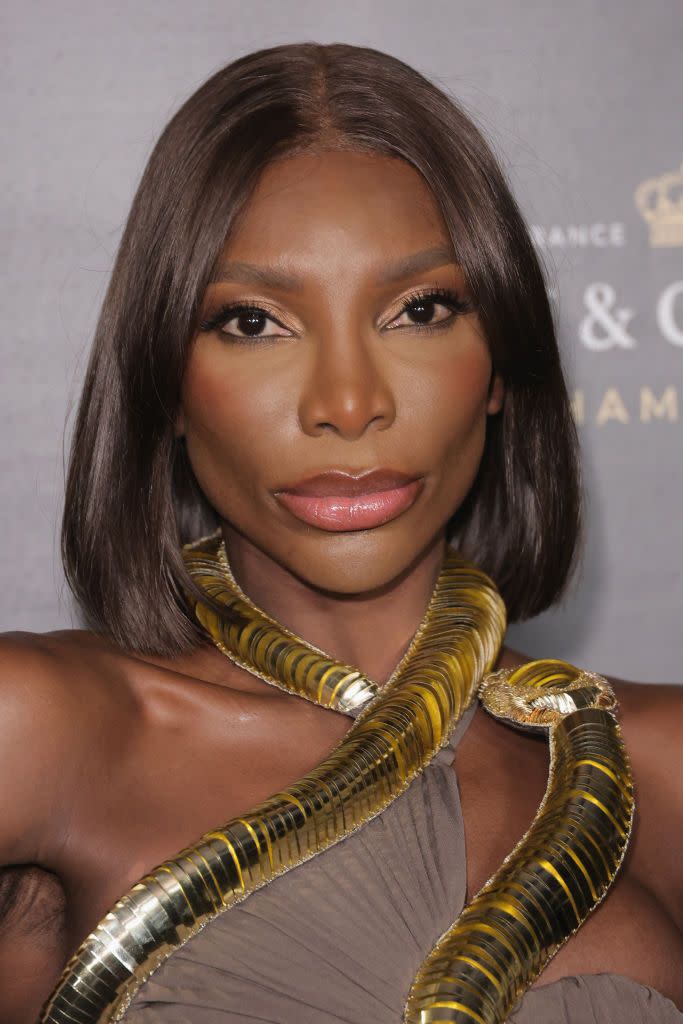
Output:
2,1,681,680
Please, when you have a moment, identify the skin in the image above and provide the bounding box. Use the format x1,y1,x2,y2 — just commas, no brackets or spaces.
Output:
178,148,503,683
0,149,681,1023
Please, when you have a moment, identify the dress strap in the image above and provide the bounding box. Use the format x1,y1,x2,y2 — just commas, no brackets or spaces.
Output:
433,700,477,766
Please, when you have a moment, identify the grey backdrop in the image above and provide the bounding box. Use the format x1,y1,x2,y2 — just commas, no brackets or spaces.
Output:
2,1,681,681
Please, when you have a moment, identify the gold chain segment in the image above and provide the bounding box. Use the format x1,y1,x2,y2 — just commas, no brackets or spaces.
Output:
39,535,506,1023
404,661,635,1024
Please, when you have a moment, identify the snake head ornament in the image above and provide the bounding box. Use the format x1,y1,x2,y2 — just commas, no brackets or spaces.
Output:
479,659,618,731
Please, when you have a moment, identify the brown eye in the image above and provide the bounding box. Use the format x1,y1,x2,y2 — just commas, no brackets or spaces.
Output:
396,297,452,327
225,308,272,338
386,288,472,333
199,302,292,343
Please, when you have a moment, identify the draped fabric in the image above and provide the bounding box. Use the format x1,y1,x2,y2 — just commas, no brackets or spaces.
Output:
123,705,681,1023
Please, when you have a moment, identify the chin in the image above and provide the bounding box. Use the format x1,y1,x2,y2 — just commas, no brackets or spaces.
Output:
277,528,441,597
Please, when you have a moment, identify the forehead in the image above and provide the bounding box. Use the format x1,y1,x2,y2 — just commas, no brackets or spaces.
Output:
220,148,451,271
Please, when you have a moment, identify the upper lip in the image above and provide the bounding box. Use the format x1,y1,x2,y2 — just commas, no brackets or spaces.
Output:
275,468,421,497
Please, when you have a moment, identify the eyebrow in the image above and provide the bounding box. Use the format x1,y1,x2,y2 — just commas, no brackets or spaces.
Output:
209,244,457,291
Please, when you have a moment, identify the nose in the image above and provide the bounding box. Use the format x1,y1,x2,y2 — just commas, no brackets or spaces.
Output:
297,331,397,440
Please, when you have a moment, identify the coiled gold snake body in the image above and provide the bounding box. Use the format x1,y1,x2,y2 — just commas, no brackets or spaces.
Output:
40,533,634,1023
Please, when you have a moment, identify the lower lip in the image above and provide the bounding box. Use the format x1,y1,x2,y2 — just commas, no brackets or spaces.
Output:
274,479,424,532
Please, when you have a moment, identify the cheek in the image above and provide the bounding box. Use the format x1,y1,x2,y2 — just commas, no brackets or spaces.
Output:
179,345,274,505
404,343,494,524
411,345,493,462
182,339,298,441
183,346,253,438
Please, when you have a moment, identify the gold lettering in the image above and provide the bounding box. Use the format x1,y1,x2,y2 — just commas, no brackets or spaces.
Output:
596,388,629,425
570,390,586,425
640,386,678,422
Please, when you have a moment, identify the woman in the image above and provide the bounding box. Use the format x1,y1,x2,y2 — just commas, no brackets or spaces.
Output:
1,41,681,1024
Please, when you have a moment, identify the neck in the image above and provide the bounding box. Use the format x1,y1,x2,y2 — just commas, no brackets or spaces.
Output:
220,522,449,687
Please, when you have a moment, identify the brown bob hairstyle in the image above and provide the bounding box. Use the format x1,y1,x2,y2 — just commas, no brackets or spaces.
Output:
62,41,581,656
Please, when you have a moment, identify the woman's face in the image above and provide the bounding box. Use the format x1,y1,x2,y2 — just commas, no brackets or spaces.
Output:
178,148,503,594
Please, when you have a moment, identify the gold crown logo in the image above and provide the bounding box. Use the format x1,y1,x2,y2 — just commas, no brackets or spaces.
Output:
635,162,683,247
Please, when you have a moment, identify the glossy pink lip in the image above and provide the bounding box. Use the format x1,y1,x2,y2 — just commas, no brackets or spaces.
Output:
273,469,424,532
276,468,419,497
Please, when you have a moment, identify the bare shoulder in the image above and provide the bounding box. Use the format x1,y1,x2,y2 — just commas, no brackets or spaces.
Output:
606,675,683,913
0,629,140,865
0,627,140,728
609,674,683,759
605,677,682,837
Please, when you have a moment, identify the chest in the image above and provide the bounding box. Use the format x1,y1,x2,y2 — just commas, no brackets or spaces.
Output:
14,698,683,1018
55,694,353,949
62,747,470,1022
41,743,683,1021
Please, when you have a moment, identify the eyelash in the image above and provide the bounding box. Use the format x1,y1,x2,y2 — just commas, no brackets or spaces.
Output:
197,287,473,344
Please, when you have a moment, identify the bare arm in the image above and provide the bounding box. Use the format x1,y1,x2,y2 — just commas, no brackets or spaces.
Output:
0,633,81,1023
0,634,80,865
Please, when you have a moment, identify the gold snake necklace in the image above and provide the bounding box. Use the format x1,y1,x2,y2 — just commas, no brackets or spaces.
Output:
40,530,634,1024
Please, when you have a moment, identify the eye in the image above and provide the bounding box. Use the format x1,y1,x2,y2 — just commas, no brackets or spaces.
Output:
198,287,474,345
386,287,473,333
198,302,292,343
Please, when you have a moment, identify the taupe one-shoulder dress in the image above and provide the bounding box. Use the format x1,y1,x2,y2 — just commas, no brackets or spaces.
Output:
122,703,682,1023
